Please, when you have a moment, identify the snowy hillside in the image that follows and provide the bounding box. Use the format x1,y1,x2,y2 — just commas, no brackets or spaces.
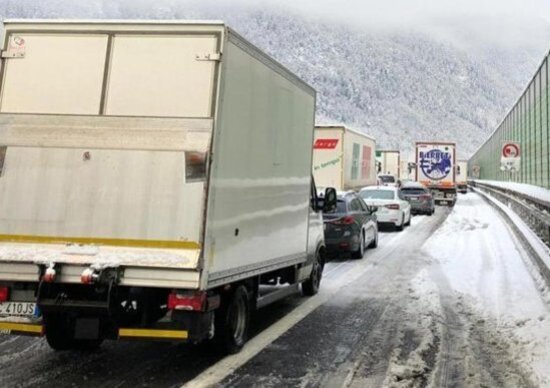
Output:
0,1,548,157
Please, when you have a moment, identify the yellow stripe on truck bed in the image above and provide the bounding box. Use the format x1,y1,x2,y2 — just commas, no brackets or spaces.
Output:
119,328,188,339
0,234,200,250
0,322,43,335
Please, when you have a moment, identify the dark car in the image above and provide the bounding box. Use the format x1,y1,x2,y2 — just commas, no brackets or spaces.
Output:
400,182,435,215
323,192,378,259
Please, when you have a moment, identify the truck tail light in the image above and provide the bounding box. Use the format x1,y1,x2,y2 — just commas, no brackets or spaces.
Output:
0,286,9,302
385,204,400,210
331,216,355,225
168,291,207,312
81,268,98,284
42,267,56,283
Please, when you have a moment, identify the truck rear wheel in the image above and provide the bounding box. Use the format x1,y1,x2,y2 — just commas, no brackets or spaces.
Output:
302,251,324,296
44,314,103,351
44,314,74,351
215,285,250,354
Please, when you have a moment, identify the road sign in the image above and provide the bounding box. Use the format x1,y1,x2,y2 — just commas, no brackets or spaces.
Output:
501,142,520,172
502,142,520,158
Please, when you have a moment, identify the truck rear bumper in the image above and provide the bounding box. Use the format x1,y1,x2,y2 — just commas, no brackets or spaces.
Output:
0,321,44,336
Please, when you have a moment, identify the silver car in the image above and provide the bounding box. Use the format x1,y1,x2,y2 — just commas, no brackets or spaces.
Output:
400,182,435,216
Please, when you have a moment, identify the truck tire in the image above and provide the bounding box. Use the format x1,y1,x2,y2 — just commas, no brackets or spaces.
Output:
215,285,250,354
302,251,323,296
44,314,74,351
44,314,103,351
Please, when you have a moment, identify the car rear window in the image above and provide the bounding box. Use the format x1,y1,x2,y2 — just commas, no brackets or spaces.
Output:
401,188,427,195
325,200,348,214
360,190,395,200
379,175,395,183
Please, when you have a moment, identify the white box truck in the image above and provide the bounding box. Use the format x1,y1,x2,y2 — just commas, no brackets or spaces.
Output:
375,150,400,185
0,20,336,354
312,125,376,191
456,160,468,194
415,142,457,206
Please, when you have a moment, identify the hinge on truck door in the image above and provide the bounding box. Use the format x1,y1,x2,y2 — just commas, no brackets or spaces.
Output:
195,52,221,62
1,35,26,58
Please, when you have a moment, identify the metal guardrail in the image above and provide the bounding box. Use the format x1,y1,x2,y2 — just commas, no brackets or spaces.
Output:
469,180,550,248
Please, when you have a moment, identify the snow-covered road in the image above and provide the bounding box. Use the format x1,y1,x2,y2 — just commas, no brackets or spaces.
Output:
0,192,548,388
216,192,550,387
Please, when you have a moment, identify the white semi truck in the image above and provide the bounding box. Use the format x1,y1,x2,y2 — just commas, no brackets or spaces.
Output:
0,20,336,354
456,160,468,194
312,125,377,191
415,142,457,206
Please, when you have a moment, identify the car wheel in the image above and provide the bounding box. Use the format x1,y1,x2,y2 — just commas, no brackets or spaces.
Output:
396,214,404,231
215,285,250,354
405,213,411,226
368,230,378,248
352,233,365,259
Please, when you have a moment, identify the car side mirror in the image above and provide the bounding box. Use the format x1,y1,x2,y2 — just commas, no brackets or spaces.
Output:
370,206,378,214
322,187,337,212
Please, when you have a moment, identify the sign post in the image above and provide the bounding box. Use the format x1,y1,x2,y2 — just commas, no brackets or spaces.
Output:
500,142,520,172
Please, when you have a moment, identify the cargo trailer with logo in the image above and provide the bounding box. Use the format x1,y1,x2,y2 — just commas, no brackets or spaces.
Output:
0,20,336,354
313,125,376,191
415,142,457,206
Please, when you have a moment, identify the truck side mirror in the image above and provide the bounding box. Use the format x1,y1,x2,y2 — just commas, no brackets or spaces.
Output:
323,188,337,212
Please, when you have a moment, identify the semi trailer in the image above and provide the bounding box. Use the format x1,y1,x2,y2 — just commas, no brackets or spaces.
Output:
375,150,400,178
312,125,376,191
0,20,336,354
456,160,468,193
415,142,457,206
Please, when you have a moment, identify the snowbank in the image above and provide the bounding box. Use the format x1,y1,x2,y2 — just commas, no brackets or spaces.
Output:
474,180,550,205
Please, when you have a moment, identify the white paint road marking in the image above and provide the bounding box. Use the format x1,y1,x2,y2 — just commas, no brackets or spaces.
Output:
182,220,426,388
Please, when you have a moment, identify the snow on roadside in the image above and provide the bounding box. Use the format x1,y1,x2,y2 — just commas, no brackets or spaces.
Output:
475,179,550,205
422,193,550,385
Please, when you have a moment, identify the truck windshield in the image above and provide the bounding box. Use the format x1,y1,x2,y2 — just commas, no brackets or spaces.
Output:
360,190,395,200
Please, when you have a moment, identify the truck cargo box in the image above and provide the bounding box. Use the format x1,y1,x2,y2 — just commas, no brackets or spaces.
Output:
0,20,317,290
313,125,376,191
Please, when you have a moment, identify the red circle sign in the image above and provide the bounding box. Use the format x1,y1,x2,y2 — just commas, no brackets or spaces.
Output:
502,143,520,158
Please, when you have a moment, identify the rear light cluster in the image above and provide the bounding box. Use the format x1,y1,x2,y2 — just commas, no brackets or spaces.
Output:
385,204,400,210
167,291,205,312
330,216,355,225
419,195,431,200
0,286,9,302
167,291,221,312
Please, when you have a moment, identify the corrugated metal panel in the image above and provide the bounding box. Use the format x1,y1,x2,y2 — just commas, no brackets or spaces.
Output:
469,51,550,189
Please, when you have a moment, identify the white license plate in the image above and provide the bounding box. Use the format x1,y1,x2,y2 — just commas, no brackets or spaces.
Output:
439,201,448,205
410,197,419,200
0,302,37,317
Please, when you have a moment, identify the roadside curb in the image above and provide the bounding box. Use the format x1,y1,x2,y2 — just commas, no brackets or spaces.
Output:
472,187,550,288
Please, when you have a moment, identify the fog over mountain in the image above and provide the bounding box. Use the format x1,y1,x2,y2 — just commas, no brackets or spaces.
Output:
1,0,549,157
